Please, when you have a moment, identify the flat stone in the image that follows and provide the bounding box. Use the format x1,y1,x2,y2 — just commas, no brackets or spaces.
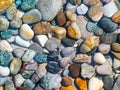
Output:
65,11,77,22
60,57,71,68
83,0,101,6
23,79,35,90
1,30,12,39
77,4,88,15
98,44,110,54
111,51,120,60
113,58,120,73
94,53,106,64
61,76,72,87
112,43,120,52
5,79,16,90
13,48,25,58
0,66,10,76
29,43,42,53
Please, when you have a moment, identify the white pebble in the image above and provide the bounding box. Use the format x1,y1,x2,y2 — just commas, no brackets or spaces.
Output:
16,10,25,19
77,4,88,15
0,66,10,76
94,53,106,64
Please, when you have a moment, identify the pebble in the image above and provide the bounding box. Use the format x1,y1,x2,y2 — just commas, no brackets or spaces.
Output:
112,11,120,23
13,48,25,58
98,44,110,54
6,4,17,20
29,43,42,53
77,4,88,15
0,86,3,90
10,17,22,28
61,76,72,87
99,17,118,33
33,22,52,35
18,86,27,90
5,79,16,90
88,4,103,22
7,36,15,43
113,76,120,90
94,53,106,64
75,77,88,90
15,36,31,48
69,0,81,5
88,77,103,90
0,76,9,86
22,9,42,24
69,64,80,78
45,37,60,51
102,76,113,90
20,24,34,40
52,27,66,40
103,1,118,18
60,85,74,90
65,11,77,22
1,30,12,39
0,16,9,31
111,51,120,60
22,49,36,62
36,0,62,21
22,70,34,79
67,22,81,39
60,57,71,68
40,73,62,90
113,58,120,73
66,3,78,13
83,0,101,6
16,10,25,19
10,58,22,74
101,0,111,3
0,66,10,76
23,79,35,90
34,84,44,90
0,40,13,52
112,43,120,52
81,63,95,79
62,37,76,46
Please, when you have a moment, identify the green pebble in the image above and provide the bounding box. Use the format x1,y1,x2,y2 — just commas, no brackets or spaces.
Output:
1,30,12,39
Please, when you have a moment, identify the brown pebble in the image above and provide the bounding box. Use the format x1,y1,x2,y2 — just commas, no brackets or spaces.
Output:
62,76,72,86
18,86,27,90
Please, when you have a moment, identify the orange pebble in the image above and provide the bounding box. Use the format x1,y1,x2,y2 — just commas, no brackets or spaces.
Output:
60,85,74,90
100,88,104,90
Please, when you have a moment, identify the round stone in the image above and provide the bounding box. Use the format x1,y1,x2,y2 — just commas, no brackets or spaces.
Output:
10,17,22,28
61,76,72,87
98,44,110,54
112,43,120,52
62,37,76,46
13,48,25,58
29,43,42,53
23,79,35,90
112,11,120,23
83,0,101,6
77,4,88,15
60,85,74,90
1,30,12,39
0,66,10,76
94,53,106,64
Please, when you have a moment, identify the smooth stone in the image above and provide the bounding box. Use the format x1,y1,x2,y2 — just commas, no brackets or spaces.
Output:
7,36,15,43
112,11,120,23
9,29,18,35
60,57,71,68
81,63,95,79
46,61,61,74
60,85,74,90
45,37,60,51
61,47,76,59
16,10,25,19
99,17,118,33
73,54,91,63
113,58,120,73
94,53,106,64
65,11,77,22
76,16,93,39
52,27,66,40
112,43,120,52
22,9,42,24
15,36,31,48
1,30,12,39
88,4,103,21
103,76,113,90
34,84,44,90
20,24,34,40
35,35,48,47
77,4,88,15
31,73,40,83
61,76,72,87
96,61,112,75
98,44,110,54
0,76,9,86
13,48,25,58
111,51,120,60
22,49,36,62
88,77,103,90
57,11,66,26
103,1,118,17
6,4,17,20
0,40,13,52
94,29,103,36
0,86,3,90
40,73,62,90
18,86,27,90
69,64,80,78
36,0,62,21
21,0,38,11
23,79,35,90
21,70,34,79
10,17,22,28
83,0,101,6
34,52,47,64
0,66,10,76
75,77,88,90
14,74,26,87
67,22,81,39
0,16,9,31
62,37,76,46
5,79,16,90
100,33,117,44
113,76,120,90
33,22,52,35
80,36,100,53
0,50,10,67
62,68,69,76
69,0,81,5
101,0,112,3
10,58,22,74
29,43,42,53
66,3,78,13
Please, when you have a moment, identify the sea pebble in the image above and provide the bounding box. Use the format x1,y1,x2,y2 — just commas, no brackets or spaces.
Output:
0,40,13,52
10,58,22,74
21,70,34,79
22,49,36,62
111,51,120,60
60,85,74,90
10,17,22,28
0,16,9,31
13,48,25,58
15,36,31,48
16,10,25,19
66,3,78,13
5,79,16,90
35,35,48,47
18,86,27,90
94,53,106,64
69,0,81,5
61,76,72,87
88,77,103,90
34,84,44,90
88,4,103,21
33,22,52,35
65,11,77,22
98,44,110,54
81,63,95,79
103,1,118,18
83,0,101,6
6,4,17,20
6,36,15,43
23,79,35,90
60,57,71,68
101,0,112,3
1,30,12,39
77,4,88,15
112,11,120,23
40,73,62,90
69,64,80,78
113,76,120,90
62,37,76,46
22,9,42,24
67,22,81,39
0,66,10,76
29,43,42,53
112,43,120,52
113,58,120,73
0,76,9,86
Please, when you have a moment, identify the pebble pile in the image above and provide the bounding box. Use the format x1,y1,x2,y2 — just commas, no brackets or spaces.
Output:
1,0,120,90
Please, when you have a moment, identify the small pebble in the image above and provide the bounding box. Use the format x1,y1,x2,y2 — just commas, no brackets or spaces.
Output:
61,76,72,87
111,51,120,60
66,3,78,13
94,53,106,64
65,11,77,22
0,66,10,76
77,4,88,15
62,37,76,46
111,43,120,52
5,79,16,90
112,10,120,23
60,85,74,90
60,57,71,68
0,76,9,86
83,0,101,6
23,79,35,90
113,58,120,73
98,44,110,54
29,43,42,53
13,48,25,58
10,17,22,28
1,30,12,39
113,76,120,90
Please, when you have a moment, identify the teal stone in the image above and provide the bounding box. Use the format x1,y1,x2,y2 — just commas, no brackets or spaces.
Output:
1,30,12,39
34,52,47,64
15,0,22,8
22,70,34,79
21,0,39,11
0,50,10,67
23,79,35,90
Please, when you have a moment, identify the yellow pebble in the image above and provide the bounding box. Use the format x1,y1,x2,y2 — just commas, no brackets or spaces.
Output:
60,85,74,90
